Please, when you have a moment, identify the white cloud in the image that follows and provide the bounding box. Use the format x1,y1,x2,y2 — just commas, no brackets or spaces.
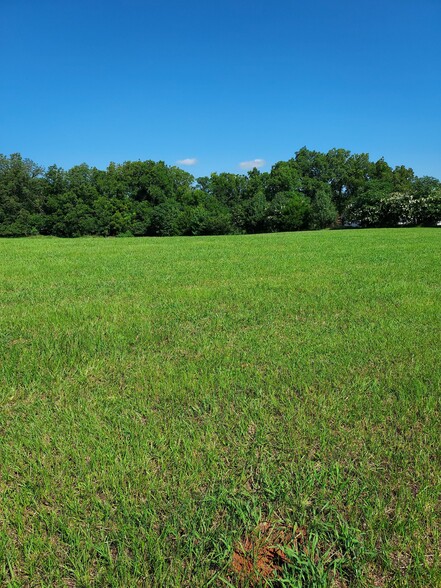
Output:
177,158,198,166
239,158,266,170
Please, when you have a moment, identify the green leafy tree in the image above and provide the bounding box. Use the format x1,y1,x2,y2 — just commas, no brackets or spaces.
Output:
393,165,414,192
0,153,44,235
242,190,268,233
93,197,135,236
325,148,351,212
43,192,96,237
197,173,247,208
151,199,184,236
414,190,441,226
0,150,438,238
309,185,337,229
266,191,311,232
412,176,441,199
267,160,301,200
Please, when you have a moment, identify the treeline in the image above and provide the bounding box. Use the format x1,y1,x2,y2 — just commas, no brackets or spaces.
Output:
1,148,440,237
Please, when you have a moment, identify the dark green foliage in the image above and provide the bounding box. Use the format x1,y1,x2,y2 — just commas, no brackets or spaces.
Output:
415,190,441,226
0,153,44,235
187,195,235,236
267,160,302,198
0,149,439,237
241,189,268,233
309,185,337,229
131,201,153,236
150,199,184,236
266,191,311,232
0,208,43,237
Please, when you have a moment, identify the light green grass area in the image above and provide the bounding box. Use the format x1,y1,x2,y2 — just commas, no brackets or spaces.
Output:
1,228,440,587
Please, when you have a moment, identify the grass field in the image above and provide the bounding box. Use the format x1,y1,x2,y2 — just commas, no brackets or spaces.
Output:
0,228,440,587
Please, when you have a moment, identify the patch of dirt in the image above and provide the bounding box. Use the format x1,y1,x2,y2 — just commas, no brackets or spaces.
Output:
366,564,390,587
390,550,412,574
7,338,29,347
331,577,349,588
231,521,306,586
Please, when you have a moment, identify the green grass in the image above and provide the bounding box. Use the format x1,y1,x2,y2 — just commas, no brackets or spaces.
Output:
0,228,440,587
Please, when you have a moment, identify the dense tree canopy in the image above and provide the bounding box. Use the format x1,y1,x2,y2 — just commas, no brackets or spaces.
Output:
0,149,440,237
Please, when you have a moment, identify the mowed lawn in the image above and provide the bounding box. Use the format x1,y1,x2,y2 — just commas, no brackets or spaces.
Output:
0,229,440,587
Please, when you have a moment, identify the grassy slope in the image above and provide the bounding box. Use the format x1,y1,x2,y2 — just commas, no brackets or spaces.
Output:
0,228,440,587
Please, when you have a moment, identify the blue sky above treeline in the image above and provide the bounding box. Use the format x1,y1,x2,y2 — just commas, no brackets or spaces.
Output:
1,0,440,178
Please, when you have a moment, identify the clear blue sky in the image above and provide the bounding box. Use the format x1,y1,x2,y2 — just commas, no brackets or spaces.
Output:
1,0,440,178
